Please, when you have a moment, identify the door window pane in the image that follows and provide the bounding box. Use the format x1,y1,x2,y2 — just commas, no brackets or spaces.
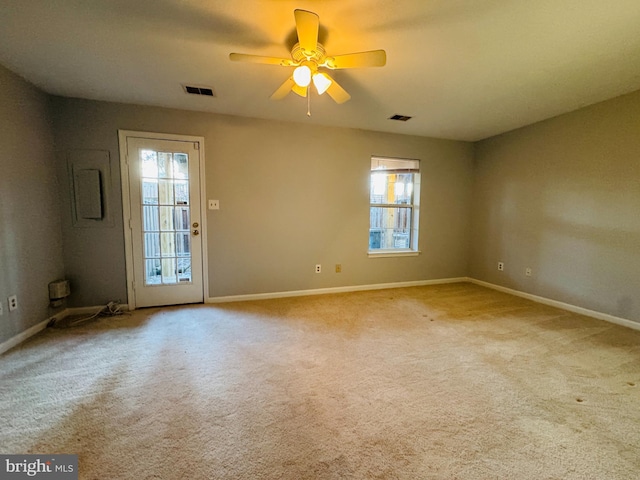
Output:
141,150,158,177
174,207,190,230
175,180,189,205
159,206,175,231
142,180,158,205
144,233,160,258
143,206,159,231
177,258,192,282
140,149,192,286
145,259,161,285
157,152,173,178
161,258,177,283
161,232,176,257
158,179,175,205
174,153,188,178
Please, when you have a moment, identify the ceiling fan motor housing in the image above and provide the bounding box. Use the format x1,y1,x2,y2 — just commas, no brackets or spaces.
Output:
292,42,326,66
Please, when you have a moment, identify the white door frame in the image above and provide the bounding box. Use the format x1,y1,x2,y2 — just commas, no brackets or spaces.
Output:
118,130,208,310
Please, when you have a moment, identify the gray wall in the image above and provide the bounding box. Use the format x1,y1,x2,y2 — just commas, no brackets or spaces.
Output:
6,64,637,345
471,90,640,323
0,65,64,345
51,97,474,305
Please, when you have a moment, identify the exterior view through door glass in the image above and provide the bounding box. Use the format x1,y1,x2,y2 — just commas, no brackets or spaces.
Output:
126,137,204,308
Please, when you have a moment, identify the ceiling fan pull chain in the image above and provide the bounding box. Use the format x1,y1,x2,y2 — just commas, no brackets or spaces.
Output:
307,88,311,117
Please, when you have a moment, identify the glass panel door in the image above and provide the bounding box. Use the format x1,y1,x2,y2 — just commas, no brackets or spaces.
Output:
124,134,203,309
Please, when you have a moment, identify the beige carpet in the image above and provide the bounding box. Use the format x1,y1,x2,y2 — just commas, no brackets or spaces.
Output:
1,283,639,479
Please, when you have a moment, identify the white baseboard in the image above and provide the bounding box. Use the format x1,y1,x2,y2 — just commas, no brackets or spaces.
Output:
468,278,640,332
3,281,635,355
0,310,68,356
0,303,130,356
206,277,468,303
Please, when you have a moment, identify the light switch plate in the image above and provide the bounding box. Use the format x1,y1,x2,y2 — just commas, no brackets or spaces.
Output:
208,199,220,210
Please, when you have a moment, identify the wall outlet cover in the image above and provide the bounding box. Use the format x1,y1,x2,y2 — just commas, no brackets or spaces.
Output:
8,295,18,311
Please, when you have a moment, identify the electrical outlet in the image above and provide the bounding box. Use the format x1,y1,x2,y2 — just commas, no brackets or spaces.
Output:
498,262,504,271
525,268,532,277
335,264,342,273
208,199,220,210
315,264,321,273
8,295,18,311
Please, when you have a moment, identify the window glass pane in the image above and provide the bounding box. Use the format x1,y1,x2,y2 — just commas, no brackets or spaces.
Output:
368,206,412,250
159,206,175,231
175,180,189,205
394,174,413,204
145,259,161,285
143,206,159,231
161,258,177,284
176,232,190,257
174,207,190,230
161,232,176,257
369,156,419,252
142,180,158,205
370,172,414,204
158,179,175,205
144,232,160,258
157,152,174,179
141,150,158,178
174,153,189,179
177,258,192,282
371,173,387,202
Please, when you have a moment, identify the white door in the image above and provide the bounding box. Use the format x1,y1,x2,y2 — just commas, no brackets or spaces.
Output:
124,136,204,308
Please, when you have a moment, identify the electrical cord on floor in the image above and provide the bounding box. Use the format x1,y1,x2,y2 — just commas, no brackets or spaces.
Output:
52,301,127,328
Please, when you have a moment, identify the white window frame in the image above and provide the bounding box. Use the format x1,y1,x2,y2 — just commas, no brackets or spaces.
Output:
368,156,421,258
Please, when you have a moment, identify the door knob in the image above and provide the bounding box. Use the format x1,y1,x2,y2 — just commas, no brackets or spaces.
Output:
192,222,199,228
192,229,199,236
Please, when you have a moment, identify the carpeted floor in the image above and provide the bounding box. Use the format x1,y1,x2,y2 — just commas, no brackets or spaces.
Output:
1,283,639,479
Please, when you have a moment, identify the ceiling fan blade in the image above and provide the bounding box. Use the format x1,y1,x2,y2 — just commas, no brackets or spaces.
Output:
294,9,319,55
292,84,308,98
324,75,351,104
229,53,295,66
271,77,296,100
323,50,387,69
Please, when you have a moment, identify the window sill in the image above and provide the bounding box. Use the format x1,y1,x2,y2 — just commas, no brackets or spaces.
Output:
368,250,421,258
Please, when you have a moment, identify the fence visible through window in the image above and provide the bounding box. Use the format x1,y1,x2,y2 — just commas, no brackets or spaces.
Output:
140,149,192,285
369,157,420,252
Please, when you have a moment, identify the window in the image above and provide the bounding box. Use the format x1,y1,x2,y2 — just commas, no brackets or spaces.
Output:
369,156,420,255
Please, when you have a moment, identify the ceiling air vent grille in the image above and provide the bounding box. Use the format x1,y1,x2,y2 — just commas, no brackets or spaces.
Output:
389,114,412,122
183,85,216,97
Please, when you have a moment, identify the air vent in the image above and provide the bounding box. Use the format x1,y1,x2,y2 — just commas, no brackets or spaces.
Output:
183,85,216,97
389,114,412,121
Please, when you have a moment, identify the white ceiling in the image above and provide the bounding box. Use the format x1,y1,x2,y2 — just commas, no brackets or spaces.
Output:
1,0,640,141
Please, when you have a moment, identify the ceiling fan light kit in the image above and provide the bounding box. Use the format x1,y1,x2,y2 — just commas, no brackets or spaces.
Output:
313,72,332,95
229,9,386,114
293,64,312,87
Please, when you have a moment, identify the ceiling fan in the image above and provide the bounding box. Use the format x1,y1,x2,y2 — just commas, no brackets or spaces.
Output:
229,9,386,109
